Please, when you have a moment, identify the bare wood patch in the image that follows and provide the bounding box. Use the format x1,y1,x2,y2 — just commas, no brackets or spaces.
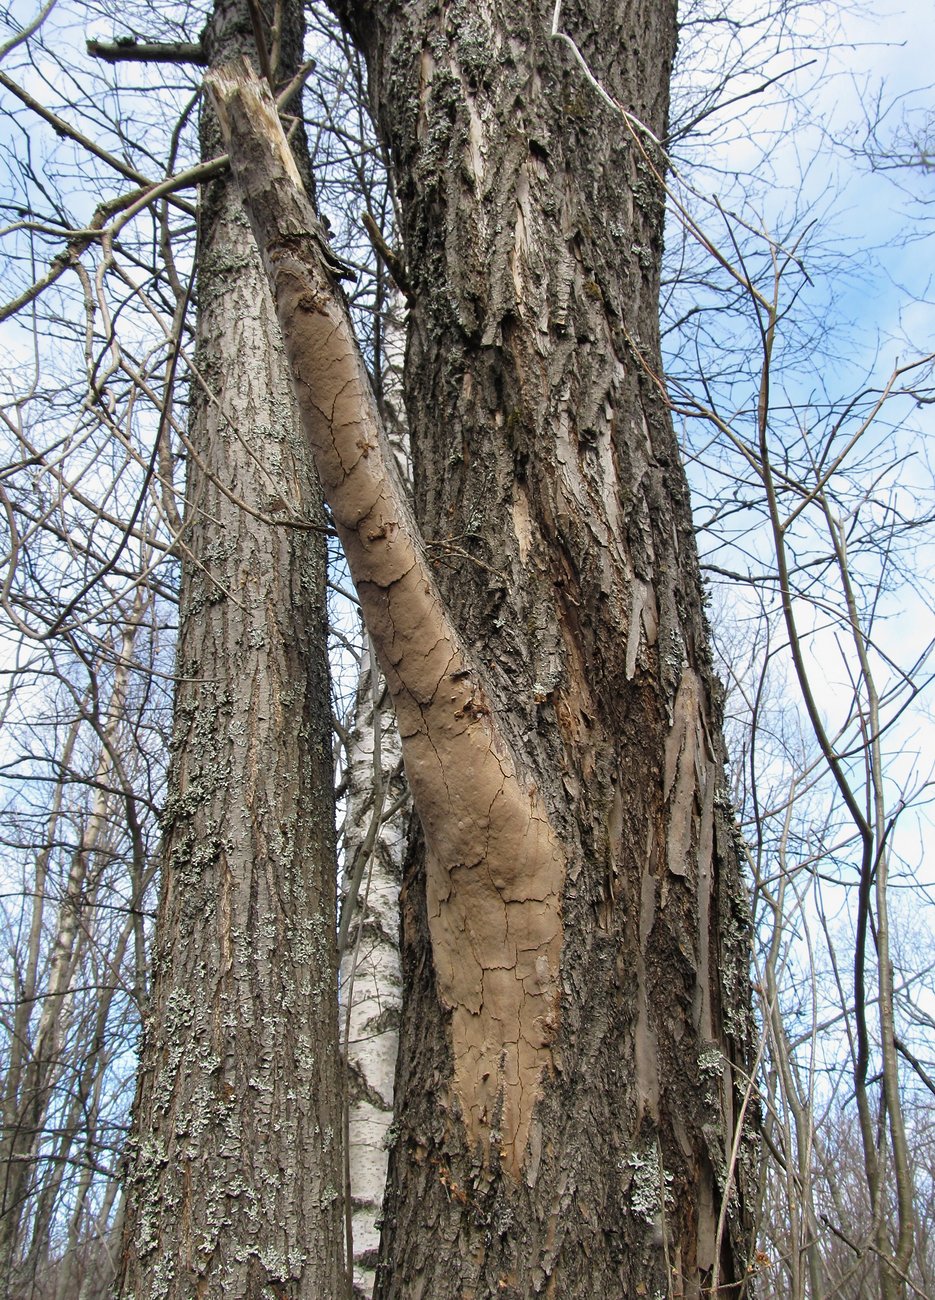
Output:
206,58,565,1176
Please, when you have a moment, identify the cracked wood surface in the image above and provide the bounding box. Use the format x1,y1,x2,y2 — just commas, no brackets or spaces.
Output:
207,59,566,1177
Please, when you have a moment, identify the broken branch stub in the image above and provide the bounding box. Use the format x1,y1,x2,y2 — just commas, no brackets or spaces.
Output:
205,57,566,1177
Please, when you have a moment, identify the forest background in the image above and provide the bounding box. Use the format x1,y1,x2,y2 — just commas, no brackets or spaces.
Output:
0,0,933,1294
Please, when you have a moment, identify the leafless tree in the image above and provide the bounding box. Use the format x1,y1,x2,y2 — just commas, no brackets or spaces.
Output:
2,0,934,1296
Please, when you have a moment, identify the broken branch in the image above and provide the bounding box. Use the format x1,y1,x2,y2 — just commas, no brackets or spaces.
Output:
206,56,566,1177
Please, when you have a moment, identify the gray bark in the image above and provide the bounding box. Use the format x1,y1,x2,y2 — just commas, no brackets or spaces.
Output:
115,2,347,1295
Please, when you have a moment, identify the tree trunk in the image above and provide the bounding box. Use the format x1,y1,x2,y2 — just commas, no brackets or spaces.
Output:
337,3,759,1295
339,655,407,1298
116,2,346,1295
209,0,760,1286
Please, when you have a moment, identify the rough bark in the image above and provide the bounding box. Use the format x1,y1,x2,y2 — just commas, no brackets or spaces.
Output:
115,2,346,1295
210,0,759,1289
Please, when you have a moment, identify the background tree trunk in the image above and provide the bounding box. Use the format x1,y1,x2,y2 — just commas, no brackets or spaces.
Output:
337,309,410,1300
339,654,407,1298
0,605,143,1299
332,1,759,1295
116,1,347,1295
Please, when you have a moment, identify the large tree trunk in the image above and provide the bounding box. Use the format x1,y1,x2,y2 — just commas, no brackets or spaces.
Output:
209,0,760,1285
116,2,347,1295
341,4,758,1294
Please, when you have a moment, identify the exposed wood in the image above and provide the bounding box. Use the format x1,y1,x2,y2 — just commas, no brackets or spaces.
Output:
208,56,569,1181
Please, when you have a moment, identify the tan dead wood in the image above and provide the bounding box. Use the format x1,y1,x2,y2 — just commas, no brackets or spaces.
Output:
205,57,565,1177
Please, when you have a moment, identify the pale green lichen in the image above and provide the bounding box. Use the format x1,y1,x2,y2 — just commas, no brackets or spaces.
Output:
626,1146,674,1225
698,1047,724,1076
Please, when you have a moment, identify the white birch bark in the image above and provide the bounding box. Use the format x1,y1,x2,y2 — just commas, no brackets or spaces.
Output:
339,309,409,1300
339,652,406,1298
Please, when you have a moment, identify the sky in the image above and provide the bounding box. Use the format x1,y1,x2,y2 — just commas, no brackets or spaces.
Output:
661,0,935,1070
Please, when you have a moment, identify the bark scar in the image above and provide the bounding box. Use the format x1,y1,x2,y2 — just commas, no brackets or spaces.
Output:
207,57,566,1180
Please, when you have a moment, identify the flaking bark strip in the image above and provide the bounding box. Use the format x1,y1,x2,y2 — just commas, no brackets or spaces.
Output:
206,58,565,1177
